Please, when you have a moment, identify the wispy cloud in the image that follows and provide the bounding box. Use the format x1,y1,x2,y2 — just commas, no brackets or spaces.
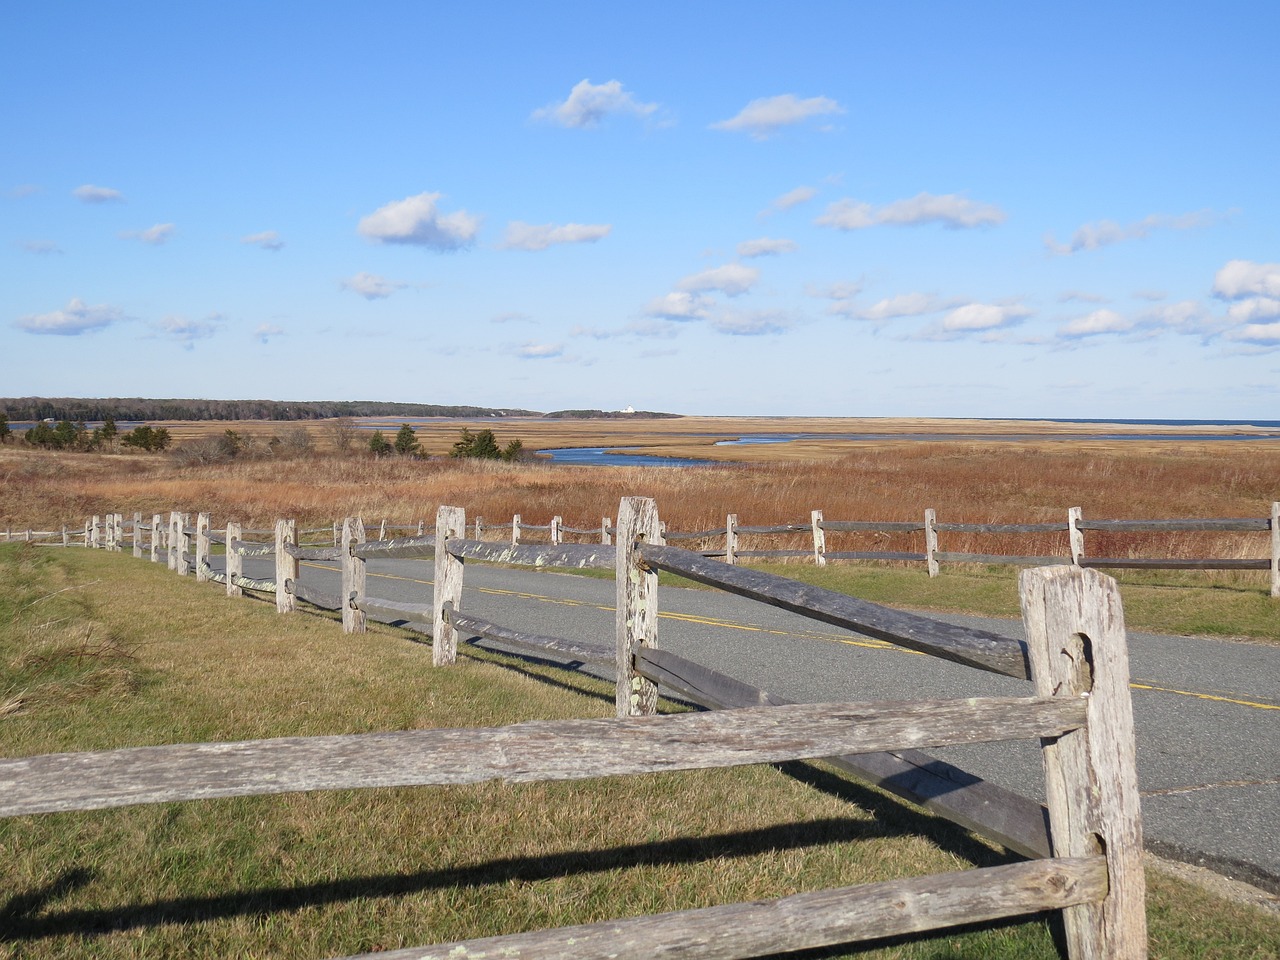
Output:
15,297,124,335
156,314,220,347
255,323,284,343
711,94,843,139
677,263,759,297
737,237,796,258
341,272,406,300
516,341,564,359
73,184,124,203
491,312,533,324
1225,322,1280,345
1044,210,1223,255
532,79,658,128
807,280,862,301
21,240,62,255
1058,290,1107,304
1057,308,1132,338
645,291,713,321
10,184,41,198
817,193,1006,230
241,230,284,251
120,223,174,245
710,309,793,336
846,292,956,322
358,192,480,250
917,302,1031,340
501,221,611,251
761,185,817,217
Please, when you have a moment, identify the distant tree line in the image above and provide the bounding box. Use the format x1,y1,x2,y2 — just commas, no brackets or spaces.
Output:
15,416,170,452
0,397,542,423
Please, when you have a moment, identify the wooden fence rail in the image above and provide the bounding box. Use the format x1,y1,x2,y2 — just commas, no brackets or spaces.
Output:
14,497,1153,958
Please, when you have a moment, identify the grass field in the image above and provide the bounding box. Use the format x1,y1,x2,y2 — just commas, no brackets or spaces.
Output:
2,544,1278,959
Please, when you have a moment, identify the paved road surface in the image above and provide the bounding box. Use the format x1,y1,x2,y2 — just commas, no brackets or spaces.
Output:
238,553,1280,892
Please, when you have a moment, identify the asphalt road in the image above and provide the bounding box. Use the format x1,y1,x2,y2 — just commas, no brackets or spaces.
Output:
239,553,1280,892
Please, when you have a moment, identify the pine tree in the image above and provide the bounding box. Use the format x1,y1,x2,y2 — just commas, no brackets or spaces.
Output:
393,423,421,456
368,430,392,456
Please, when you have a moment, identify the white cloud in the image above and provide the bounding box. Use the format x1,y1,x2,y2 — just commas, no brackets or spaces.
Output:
644,291,712,320
710,309,792,336
341,272,406,300
711,94,843,139
533,79,657,128
516,341,564,359
1133,289,1167,301
73,184,124,203
357,192,480,250
1058,308,1132,338
121,223,174,245
1058,290,1107,304
241,230,284,251
22,240,62,255
15,297,123,335
677,263,759,297
11,184,41,198
736,237,796,258
255,323,284,343
1213,259,1280,299
1044,210,1222,255
501,221,611,251
939,303,1030,333
855,293,951,322
1226,322,1280,344
817,192,1005,230
156,314,219,346
1226,297,1280,323
808,280,862,301
762,185,817,216
1142,300,1211,331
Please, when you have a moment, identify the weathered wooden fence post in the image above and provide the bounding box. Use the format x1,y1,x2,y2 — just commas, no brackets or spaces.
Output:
1271,501,1279,599
474,516,484,541
925,508,939,577
150,513,163,563
615,497,660,718
811,509,826,566
194,512,211,583
1020,565,1147,959
601,517,612,546
225,521,243,598
511,513,521,547
377,518,387,541
341,517,366,633
132,512,143,558
177,514,191,575
61,524,68,548
332,520,340,546
417,519,426,536
433,505,466,666
83,518,92,547
551,515,562,545
167,512,181,570
725,513,738,565
275,519,298,614
113,514,124,552
91,514,101,550
1068,506,1085,566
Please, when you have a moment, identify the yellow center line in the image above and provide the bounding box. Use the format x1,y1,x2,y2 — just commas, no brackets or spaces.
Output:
318,563,1275,710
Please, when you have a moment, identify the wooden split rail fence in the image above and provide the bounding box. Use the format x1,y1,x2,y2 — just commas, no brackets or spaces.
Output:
4,497,1152,958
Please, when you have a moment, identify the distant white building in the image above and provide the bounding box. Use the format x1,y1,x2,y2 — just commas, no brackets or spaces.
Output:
621,405,635,414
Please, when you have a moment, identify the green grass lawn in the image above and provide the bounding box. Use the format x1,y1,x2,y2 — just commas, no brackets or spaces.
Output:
1,544,1277,959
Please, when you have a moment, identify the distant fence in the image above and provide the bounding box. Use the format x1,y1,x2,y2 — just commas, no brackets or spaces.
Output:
3,499,1151,959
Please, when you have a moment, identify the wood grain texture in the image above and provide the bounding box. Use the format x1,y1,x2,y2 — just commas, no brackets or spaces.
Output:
1080,557,1269,570
334,857,1106,960
194,512,211,583
640,543,1029,679
447,604,613,664
433,505,466,666
937,522,1069,534
288,578,343,611
1076,517,1268,532
937,552,1073,567
819,520,926,533
341,517,367,634
0,696,1084,817
225,521,243,598
274,519,298,614
634,647,1052,860
284,543,344,561
445,539,615,570
616,497,661,717
811,509,826,566
1020,566,1147,959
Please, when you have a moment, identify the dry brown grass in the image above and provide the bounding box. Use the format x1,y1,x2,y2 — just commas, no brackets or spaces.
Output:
3,420,1278,565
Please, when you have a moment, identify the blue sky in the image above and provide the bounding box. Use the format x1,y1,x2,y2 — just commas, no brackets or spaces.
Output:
3,1,1278,418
